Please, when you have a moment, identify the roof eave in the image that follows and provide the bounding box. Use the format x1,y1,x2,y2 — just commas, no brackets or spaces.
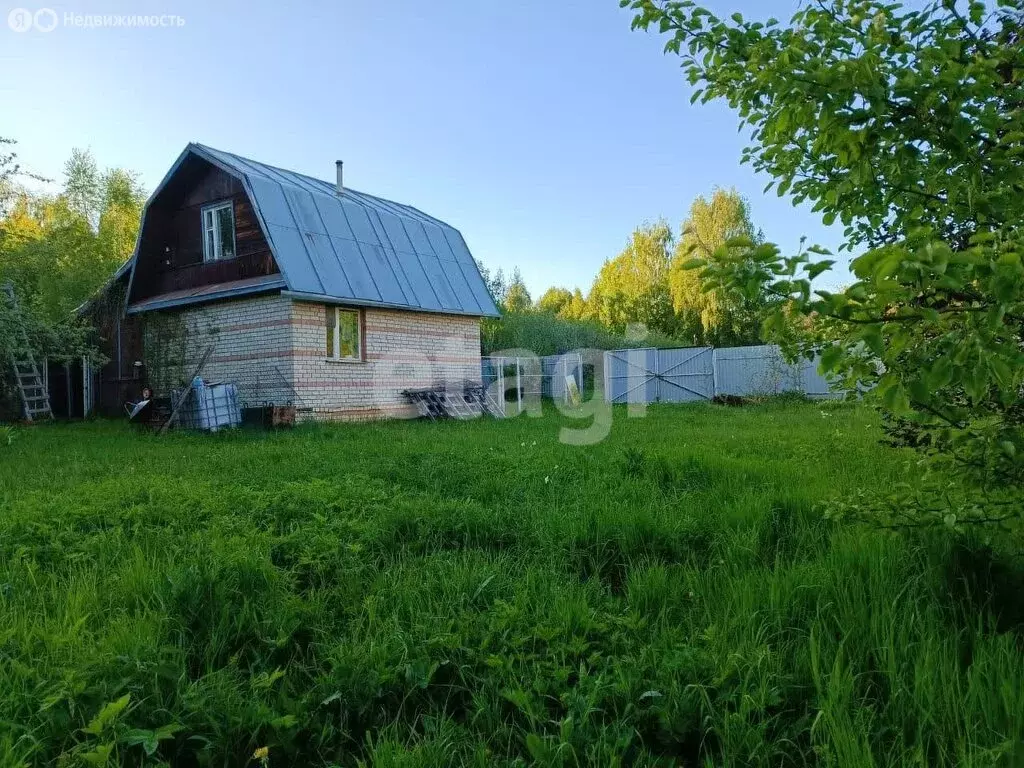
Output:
74,261,133,317
126,279,287,315
281,290,500,318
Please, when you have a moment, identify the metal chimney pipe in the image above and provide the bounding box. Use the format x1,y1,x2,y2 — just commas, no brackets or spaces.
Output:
335,160,344,195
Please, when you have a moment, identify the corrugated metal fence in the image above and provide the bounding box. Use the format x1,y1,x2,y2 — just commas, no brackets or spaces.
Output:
605,347,715,404
604,345,838,404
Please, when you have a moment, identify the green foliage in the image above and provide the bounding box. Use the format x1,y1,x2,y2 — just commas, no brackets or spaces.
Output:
142,312,194,395
0,291,97,362
625,0,1024,531
2,405,1023,765
474,258,508,307
482,308,681,357
0,144,143,410
560,287,590,321
671,187,765,346
64,147,103,226
503,268,533,313
1,147,145,324
0,137,48,216
517,195,771,347
588,220,677,336
535,286,574,315
482,253,687,354
482,192,772,350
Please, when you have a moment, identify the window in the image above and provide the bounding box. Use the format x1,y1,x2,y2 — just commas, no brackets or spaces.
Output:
325,306,362,361
201,201,236,262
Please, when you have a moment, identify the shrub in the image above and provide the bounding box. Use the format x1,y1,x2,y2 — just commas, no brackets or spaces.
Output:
482,310,686,357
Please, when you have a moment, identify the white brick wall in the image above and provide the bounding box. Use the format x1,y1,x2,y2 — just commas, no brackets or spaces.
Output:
291,302,482,421
144,294,296,407
144,294,483,422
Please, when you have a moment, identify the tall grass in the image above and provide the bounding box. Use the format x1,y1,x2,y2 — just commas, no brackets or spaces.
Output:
1,402,1022,766
482,311,686,356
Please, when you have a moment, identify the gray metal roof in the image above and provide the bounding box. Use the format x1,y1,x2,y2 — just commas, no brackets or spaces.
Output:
136,143,499,317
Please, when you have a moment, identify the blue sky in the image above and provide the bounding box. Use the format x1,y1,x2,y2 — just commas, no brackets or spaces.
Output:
2,0,849,297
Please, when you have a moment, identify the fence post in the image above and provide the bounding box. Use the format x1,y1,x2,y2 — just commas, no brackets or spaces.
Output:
498,359,505,416
602,351,610,403
627,348,648,417
575,353,583,403
516,358,522,415
711,347,718,400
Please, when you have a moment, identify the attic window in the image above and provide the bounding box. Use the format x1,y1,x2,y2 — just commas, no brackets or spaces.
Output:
201,201,235,262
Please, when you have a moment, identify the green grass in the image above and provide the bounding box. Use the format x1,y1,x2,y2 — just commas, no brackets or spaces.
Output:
1,402,1022,767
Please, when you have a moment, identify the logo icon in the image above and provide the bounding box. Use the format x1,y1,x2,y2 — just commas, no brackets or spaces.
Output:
7,7,58,32
7,8,33,32
34,8,57,32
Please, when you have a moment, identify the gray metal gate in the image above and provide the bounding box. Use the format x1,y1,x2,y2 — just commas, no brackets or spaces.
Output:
604,344,842,404
604,347,714,404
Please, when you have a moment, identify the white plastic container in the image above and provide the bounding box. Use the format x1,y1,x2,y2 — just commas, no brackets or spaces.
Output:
175,378,241,432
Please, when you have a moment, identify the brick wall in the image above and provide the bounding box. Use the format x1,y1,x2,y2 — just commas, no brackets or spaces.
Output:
143,294,483,421
291,302,482,421
143,294,295,407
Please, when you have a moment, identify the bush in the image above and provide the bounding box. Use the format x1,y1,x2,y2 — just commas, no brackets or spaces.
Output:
482,310,687,356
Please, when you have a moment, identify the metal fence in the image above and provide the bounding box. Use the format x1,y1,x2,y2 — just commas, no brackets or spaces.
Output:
713,345,835,399
541,353,583,402
481,353,583,415
603,344,839,404
605,347,715,404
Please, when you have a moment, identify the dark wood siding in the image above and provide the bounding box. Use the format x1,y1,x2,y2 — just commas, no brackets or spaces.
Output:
131,158,279,302
80,279,147,416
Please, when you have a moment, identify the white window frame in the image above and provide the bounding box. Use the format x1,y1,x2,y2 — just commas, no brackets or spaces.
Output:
326,306,363,362
201,200,236,262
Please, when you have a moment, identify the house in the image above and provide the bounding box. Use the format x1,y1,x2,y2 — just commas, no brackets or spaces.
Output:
96,143,499,421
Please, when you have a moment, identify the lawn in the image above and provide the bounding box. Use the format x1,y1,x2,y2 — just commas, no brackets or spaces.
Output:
1,401,1022,767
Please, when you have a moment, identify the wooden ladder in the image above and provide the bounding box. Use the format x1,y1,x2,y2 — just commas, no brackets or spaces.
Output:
2,283,52,422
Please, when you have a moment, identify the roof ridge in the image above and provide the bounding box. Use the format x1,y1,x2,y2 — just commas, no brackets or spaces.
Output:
192,143,448,228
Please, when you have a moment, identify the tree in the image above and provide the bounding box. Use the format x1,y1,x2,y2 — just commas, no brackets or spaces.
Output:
561,288,590,321
96,167,146,268
503,268,533,313
64,148,102,227
588,220,676,335
671,187,764,345
0,137,48,217
0,146,145,380
624,1,1024,532
475,258,508,306
3,151,146,322
536,286,573,315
